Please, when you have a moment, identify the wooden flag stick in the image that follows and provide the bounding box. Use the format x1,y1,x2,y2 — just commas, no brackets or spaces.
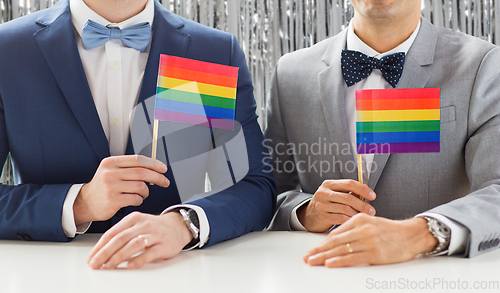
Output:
150,119,159,185
357,154,365,201
357,154,363,185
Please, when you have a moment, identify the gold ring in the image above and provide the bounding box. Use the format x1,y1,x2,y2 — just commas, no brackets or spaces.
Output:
137,234,148,249
346,242,353,254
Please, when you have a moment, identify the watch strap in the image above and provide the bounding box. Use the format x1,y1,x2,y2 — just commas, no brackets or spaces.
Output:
172,208,200,250
422,216,451,256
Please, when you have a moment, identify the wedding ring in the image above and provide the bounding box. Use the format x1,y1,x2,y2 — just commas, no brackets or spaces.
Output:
346,242,353,254
138,234,148,249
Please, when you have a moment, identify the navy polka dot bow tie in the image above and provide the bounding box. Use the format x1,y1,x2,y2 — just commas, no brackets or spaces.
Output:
341,50,406,88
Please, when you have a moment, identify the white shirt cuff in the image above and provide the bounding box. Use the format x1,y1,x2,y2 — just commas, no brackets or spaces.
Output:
290,199,311,231
162,204,209,250
416,212,469,255
62,184,91,238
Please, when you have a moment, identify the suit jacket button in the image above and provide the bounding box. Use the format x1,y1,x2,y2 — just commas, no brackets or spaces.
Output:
22,234,32,241
16,234,23,240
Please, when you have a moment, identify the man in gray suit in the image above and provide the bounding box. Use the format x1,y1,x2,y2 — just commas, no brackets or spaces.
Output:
265,0,500,267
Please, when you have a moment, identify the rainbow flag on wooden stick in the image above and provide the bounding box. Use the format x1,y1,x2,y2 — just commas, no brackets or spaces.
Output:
149,55,239,182
356,88,440,154
154,55,239,131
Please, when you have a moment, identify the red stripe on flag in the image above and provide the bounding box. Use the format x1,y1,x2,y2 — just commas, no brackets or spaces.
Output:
355,88,440,100
160,55,239,78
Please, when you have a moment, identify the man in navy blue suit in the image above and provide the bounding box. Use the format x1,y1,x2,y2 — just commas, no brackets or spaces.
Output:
0,0,276,269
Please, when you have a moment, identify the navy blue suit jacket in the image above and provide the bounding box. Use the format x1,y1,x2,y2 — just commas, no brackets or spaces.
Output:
0,0,276,244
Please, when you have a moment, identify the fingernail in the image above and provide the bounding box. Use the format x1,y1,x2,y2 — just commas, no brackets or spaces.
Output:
161,164,167,173
369,208,375,216
370,191,376,199
89,259,98,269
166,178,170,186
325,258,335,266
308,255,318,262
128,262,136,270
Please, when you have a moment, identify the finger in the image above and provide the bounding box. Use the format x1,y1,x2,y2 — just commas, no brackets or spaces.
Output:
306,227,359,257
306,241,364,266
119,193,145,206
111,155,168,174
89,227,143,269
104,234,155,270
126,245,166,270
323,213,351,226
88,212,144,262
117,180,150,198
325,252,371,268
118,167,170,188
325,203,359,218
329,213,373,236
327,191,376,216
322,179,376,201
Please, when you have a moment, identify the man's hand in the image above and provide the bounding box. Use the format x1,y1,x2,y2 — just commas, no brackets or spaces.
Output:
73,155,170,225
87,211,193,270
297,180,377,232
303,214,438,267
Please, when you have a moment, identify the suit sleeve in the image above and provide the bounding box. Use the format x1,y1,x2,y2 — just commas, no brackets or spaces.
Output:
264,61,315,231
187,35,277,246
0,94,72,242
428,47,500,257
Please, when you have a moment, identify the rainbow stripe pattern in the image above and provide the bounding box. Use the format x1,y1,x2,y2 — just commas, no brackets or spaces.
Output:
356,88,440,154
154,55,239,130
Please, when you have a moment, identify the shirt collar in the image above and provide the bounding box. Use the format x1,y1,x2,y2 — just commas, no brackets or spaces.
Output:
347,19,421,58
70,0,155,38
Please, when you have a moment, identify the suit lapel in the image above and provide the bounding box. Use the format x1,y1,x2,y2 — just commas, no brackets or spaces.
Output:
136,2,190,106
34,0,110,161
367,18,438,189
126,2,190,154
318,31,358,181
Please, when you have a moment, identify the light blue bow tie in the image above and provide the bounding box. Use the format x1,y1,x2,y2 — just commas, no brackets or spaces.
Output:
82,19,152,52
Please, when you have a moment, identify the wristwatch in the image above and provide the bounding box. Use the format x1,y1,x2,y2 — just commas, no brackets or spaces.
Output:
422,216,451,256
178,208,200,249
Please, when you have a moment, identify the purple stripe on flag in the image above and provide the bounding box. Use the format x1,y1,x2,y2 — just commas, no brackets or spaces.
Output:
357,142,440,154
154,109,234,130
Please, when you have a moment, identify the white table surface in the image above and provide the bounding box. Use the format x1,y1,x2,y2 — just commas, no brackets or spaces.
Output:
1,231,499,293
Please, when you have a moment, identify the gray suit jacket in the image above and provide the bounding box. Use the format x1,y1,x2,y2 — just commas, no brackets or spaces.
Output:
264,18,500,257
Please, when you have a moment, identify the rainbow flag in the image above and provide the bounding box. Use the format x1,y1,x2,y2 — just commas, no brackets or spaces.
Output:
356,88,440,154
154,55,239,130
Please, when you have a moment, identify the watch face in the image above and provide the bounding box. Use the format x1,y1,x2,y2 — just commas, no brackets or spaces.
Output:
187,209,200,229
431,220,451,239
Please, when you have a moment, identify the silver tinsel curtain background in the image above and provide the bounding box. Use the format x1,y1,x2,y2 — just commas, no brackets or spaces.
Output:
1,0,499,183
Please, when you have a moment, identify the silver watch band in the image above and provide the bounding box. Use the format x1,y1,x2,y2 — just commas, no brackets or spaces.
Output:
179,208,200,240
422,216,451,256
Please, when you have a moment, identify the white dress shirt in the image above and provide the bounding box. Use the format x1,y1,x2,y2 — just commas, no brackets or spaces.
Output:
61,0,209,249
290,21,467,255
